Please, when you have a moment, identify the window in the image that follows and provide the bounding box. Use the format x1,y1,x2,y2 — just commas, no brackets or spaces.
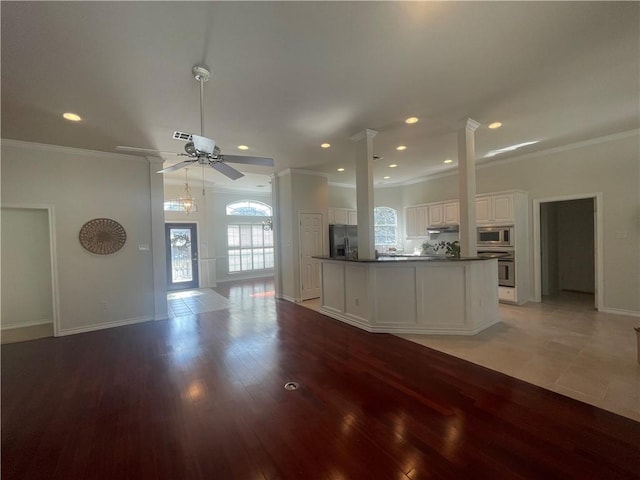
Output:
374,206,397,248
164,200,198,213
226,200,271,217
227,225,274,273
226,200,274,273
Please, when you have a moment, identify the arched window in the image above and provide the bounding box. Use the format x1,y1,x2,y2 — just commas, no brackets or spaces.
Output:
226,200,271,217
374,206,397,247
225,200,274,273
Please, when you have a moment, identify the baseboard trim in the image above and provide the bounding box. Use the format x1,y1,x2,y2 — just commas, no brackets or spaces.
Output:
2,319,53,330
280,295,297,303
57,316,154,336
598,307,640,318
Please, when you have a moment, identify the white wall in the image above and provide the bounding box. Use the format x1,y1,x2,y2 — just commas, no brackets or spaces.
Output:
1,141,157,334
1,207,53,329
278,171,328,301
402,131,640,313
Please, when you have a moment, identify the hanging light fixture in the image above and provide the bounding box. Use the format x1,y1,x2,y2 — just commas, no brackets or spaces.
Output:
177,168,197,215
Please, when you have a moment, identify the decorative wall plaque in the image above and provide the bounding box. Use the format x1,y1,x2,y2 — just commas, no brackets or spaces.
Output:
79,218,127,255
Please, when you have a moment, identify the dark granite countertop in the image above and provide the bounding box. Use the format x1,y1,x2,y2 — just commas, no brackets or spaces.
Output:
313,255,492,263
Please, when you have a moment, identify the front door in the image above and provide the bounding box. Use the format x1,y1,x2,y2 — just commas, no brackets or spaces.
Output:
165,223,199,291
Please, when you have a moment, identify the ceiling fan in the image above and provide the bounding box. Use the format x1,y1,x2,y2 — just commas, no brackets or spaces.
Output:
117,65,274,180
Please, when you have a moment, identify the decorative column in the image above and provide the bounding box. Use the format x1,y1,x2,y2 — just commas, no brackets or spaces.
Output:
270,173,283,298
147,156,168,320
350,129,378,260
457,118,480,258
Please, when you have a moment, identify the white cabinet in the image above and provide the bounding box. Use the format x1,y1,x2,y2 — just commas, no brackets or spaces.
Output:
328,209,335,225
328,208,357,225
499,286,516,302
443,201,459,225
428,203,444,226
405,206,418,237
476,194,513,224
425,201,458,227
406,205,429,238
416,205,429,236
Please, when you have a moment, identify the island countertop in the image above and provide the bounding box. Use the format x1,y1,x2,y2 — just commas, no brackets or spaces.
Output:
313,254,491,263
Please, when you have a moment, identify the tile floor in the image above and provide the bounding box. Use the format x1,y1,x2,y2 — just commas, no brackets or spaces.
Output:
301,293,640,422
167,288,231,318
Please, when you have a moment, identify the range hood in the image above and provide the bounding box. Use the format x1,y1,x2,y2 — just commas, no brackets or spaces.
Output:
427,225,459,234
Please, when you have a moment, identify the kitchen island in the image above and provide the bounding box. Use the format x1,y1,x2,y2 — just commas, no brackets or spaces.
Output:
314,255,499,335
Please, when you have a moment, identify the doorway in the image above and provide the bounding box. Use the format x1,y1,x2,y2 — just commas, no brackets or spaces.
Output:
165,223,199,291
1,206,59,341
533,194,602,309
299,213,323,301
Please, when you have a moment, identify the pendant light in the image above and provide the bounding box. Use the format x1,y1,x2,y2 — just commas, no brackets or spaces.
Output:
177,168,197,214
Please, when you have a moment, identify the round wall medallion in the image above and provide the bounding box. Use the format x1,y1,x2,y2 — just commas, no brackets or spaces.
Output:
79,218,127,255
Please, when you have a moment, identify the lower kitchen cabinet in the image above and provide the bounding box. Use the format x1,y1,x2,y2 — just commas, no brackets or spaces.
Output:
499,286,516,302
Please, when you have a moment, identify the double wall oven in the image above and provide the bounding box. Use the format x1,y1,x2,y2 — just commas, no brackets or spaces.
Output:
477,250,515,288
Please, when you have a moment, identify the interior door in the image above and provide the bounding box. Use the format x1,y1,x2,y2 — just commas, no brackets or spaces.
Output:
165,223,199,291
299,213,323,300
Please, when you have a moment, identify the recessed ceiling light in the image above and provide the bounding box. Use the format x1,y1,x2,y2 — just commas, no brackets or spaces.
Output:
321,143,331,148
63,112,82,122
383,176,391,180
444,159,453,164
389,164,397,168
238,145,249,150
405,117,419,124
337,168,345,172
488,122,502,129
396,145,407,151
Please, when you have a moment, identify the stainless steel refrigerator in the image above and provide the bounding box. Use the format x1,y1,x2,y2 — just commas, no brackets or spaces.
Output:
329,224,358,259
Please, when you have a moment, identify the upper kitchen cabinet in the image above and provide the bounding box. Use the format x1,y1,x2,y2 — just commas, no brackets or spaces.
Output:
405,205,429,238
476,194,514,224
328,208,357,225
443,201,459,225
427,201,459,227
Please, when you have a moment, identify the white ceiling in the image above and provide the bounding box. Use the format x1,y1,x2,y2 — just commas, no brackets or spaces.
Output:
2,2,638,191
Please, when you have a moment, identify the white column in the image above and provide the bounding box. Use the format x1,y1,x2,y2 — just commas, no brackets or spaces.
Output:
350,129,377,260
271,173,283,298
457,118,480,258
148,156,168,320
200,186,217,288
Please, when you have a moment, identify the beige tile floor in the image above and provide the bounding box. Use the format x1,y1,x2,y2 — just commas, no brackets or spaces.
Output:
302,293,640,422
167,288,231,318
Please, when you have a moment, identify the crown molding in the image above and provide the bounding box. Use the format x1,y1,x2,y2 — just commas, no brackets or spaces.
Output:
0,138,153,162
277,168,329,179
399,128,640,187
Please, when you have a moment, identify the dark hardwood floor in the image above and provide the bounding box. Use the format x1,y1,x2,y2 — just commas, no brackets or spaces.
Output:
2,279,639,479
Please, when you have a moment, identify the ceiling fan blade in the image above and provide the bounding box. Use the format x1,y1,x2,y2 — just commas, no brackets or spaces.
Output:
116,145,176,156
220,154,274,167
210,161,245,180
157,160,197,174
